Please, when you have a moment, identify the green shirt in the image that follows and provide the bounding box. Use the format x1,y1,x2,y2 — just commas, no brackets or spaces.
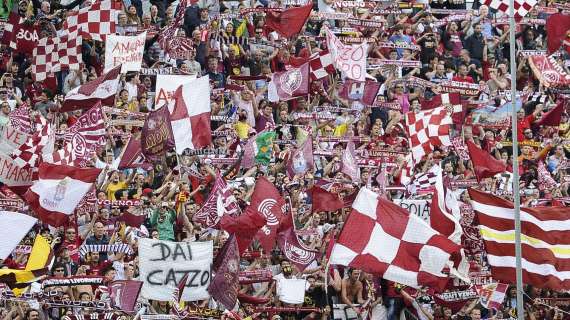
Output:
150,208,176,241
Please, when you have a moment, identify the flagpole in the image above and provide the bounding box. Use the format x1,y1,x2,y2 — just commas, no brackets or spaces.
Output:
508,0,524,319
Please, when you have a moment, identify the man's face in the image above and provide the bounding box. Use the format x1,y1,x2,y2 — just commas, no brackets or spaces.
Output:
208,59,218,72
436,64,445,75
94,222,105,237
65,228,76,241
29,311,40,320
459,65,468,76
470,309,481,320
263,105,272,117
474,24,482,35
350,270,361,280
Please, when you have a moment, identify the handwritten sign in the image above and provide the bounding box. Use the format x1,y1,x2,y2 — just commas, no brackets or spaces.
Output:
104,32,146,73
154,74,197,111
139,239,213,301
325,27,368,81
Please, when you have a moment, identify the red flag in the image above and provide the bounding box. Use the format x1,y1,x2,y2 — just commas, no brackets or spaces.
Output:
537,100,565,127
141,105,175,161
421,93,461,110
25,163,101,226
268,63,310,102
286,138,314,179
265,4,313,38
277,213,318,271
208,235,239,309
61,66,121,112
338,80,381,106
108,280,143,313
429,165,462,244
466,140,507,182
250,177,286,253
118,137,152,170
219,209,266,254
309,183,344,212
546,13,570,54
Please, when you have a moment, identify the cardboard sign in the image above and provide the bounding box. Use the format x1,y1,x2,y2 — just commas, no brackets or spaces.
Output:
104,32,146,73
138,239,213,301
154,74,197,111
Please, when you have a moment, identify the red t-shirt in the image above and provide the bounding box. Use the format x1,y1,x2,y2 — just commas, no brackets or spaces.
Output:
452,75,474,83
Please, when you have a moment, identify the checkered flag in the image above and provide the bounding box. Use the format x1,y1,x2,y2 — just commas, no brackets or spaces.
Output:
410,169,438,193
309,50,335,80
9,105,33,134
11,115,54,169
483,0,537,19
405,105,460,164
32,32,82,82
62,0,120,41
329,187,469,291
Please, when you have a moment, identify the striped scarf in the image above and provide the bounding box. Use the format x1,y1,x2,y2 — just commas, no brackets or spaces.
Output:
62,314,119,320
79,244,134,257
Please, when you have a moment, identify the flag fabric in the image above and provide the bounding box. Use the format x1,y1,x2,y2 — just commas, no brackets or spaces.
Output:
341,141,360,183
235,19,248,38
421,93,461,110
268,63,310,102
25,163,101,227
242,131,277,167
475,282,509,310
286,138,314,179
329,187,467,291
169,76,212,153
483,0,537,20
309,50,335,81
0,268,48,290
32,32,82,82
546,13,570,54
118,137,151,170
8,106,33,134
1,3,19,49
277,212,318,271
208,235,239,310
536,100,565,127
338,80,381,106
62,0,120,41
409,168,437,193
1,5,39,54
248,177,286,253
61,66,121,112
44,104,106,167
325,27,368,81
157,0,188,50
265,4,313,38
309,180,345,212
141,105,175,161
193,174,241,228
12,235,53,295
108,280,143,313
219,206,267,254
469,188,570,290
11,115,53,168
429,165,462,244
0,211,37,260
405,105,458,164
466,140,507,182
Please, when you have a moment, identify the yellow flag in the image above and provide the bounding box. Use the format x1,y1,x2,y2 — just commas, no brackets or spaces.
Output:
12,235,52,296
235,19,247,37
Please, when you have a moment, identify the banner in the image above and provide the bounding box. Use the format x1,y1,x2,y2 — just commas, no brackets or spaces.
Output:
154,74,197,111
0,125,28,155
12,21,40,54
325,27,368,81
393,199,430,222
141,106,175,161
138,239,213,301
528,55,570,88
0,153,33,190
104,32,146,73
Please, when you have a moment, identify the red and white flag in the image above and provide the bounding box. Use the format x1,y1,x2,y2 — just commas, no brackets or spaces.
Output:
405,105,459,164
483,0,536,20
32,32,82,82
325,27,368,81
193,174,241,228
309,50,335,80
341,141,360,183
429,165,462,244
118,137,151,170
11,114,54,169
61,66,121,112
469,188,570,290
268,63,310,102
44,103,106,167
8,105,33,134
475,282,509,310
250,177,286,253
62,0,120,41
329,187,468,291
169,76,212,153
338,80,381,106
25,163,101,226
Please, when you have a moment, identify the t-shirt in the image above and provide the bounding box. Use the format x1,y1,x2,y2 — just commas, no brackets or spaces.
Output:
276,278,307,304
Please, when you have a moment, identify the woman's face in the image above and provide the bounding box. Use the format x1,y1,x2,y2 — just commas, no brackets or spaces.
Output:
225,23,234,34
128,5,136,15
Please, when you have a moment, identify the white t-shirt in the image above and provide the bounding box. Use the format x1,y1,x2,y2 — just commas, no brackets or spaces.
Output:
274,275,307,304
